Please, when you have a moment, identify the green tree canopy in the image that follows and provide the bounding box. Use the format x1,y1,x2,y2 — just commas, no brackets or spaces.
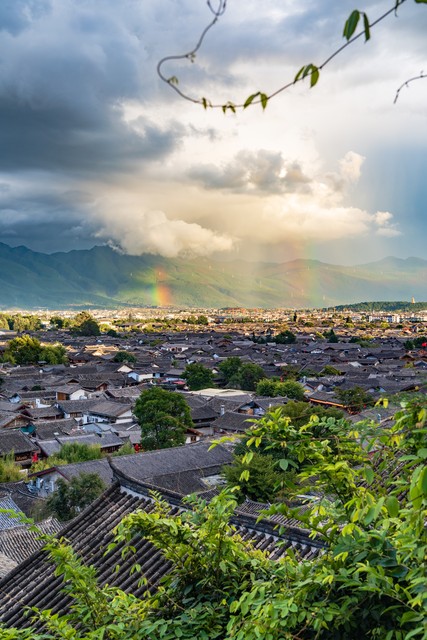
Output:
274,329,296,344
6,400,426,639
183,362,214,390
218,356,242,382
134,387,192,451
335,385,375,412
222,452,284,502
55,442,102,464
71,312,101,336
113,350,137,364
46,473,106,521
219,357,265,391
256,379,305,401
2,335,67,366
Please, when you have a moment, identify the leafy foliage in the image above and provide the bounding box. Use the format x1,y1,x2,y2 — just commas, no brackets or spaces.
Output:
2,335,67,365
0,452,22,482
335,385,375,412
45,473,106,521
134,387,192,450
273,329,296,344
183,362,214,390
222,452,284,502
219,357,265,391
71,312,101,336
256,379,305,400
2,402,426,639
113,350,137,364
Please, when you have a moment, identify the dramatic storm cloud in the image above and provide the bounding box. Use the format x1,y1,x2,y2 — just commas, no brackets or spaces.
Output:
0,0,425,262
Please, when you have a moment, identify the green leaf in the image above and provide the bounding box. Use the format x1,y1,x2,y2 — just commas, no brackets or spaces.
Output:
310,66,319,87
418,465,427,496
294,66,306,83
343,10,360,40
364,466,374,485
363,13,371,41
243,93,260,109
385,495,399,517
417,447,427,459
239,470,250,482
279,458,289,471
260,93,268,110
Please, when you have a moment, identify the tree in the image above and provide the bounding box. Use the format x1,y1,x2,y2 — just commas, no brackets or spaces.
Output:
46,473,106,521
218,356,242,383
40,344,68,364
219,357,265,391
278,399,345,428
1,401,426,639
113,350,137,364
256,379,306,401
3,335,67,366
71,312,101,336
222,452,283,502
0,453,22,483
55,442,102,464
134,387,192,450
238,363,265,391
3,335,40,364
50,315,65,329
336,385,374,412
323,328,339,342
321,364,343,376
274,330,296,344
183,362,214,390
255,378,278,397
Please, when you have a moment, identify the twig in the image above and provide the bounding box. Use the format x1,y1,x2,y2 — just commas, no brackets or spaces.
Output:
157,0,411,109
394,71,426,103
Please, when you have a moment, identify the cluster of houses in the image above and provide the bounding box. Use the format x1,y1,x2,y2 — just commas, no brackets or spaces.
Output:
0,326,425,626
0,329,425,472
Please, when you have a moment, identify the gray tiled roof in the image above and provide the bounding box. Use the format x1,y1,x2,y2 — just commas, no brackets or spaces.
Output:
0,431,38,456
0,496,26,531
111,442,233,484
0,479,323,630
0,518,62,564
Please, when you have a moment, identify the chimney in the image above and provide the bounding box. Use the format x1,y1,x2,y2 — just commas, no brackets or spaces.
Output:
220,404,225,416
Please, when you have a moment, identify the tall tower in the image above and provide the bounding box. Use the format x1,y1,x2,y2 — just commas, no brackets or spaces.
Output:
412,297,415,304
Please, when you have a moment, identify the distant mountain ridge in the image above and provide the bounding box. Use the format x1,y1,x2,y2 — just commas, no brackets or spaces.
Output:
0,242,426,309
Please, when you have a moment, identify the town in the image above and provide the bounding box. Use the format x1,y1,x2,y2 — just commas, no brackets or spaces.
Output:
0,306,425,636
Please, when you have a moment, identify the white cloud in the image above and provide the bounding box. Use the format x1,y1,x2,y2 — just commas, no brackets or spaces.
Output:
94,209,234,258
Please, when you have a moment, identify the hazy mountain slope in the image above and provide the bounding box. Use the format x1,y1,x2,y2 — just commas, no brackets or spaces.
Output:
0,243,426,309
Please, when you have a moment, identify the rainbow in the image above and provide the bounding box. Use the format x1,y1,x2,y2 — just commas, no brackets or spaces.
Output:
151,267,171,307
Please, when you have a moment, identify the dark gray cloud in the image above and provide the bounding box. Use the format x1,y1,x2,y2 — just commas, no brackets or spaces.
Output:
0,0,192,179
0,181,98,252
189,150,311,195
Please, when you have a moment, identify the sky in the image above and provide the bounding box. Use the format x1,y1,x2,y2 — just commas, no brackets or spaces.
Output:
0,0,425,266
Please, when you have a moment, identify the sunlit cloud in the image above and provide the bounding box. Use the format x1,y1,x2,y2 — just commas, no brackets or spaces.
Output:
94,208,234,258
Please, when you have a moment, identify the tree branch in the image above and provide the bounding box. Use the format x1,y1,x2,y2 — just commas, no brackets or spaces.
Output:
157,0,417,110
394,71,426,103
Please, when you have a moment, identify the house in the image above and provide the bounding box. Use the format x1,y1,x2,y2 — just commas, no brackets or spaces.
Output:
35,432,124,460
212,411,254,434
1,452,323,630
55,384,87,401
0,431,39,468
83,400,133,426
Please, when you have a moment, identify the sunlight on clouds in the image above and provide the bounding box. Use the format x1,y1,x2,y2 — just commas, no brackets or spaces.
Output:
94,209,233,258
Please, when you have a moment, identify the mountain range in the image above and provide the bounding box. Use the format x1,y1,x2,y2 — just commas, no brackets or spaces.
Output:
0,242,426,309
